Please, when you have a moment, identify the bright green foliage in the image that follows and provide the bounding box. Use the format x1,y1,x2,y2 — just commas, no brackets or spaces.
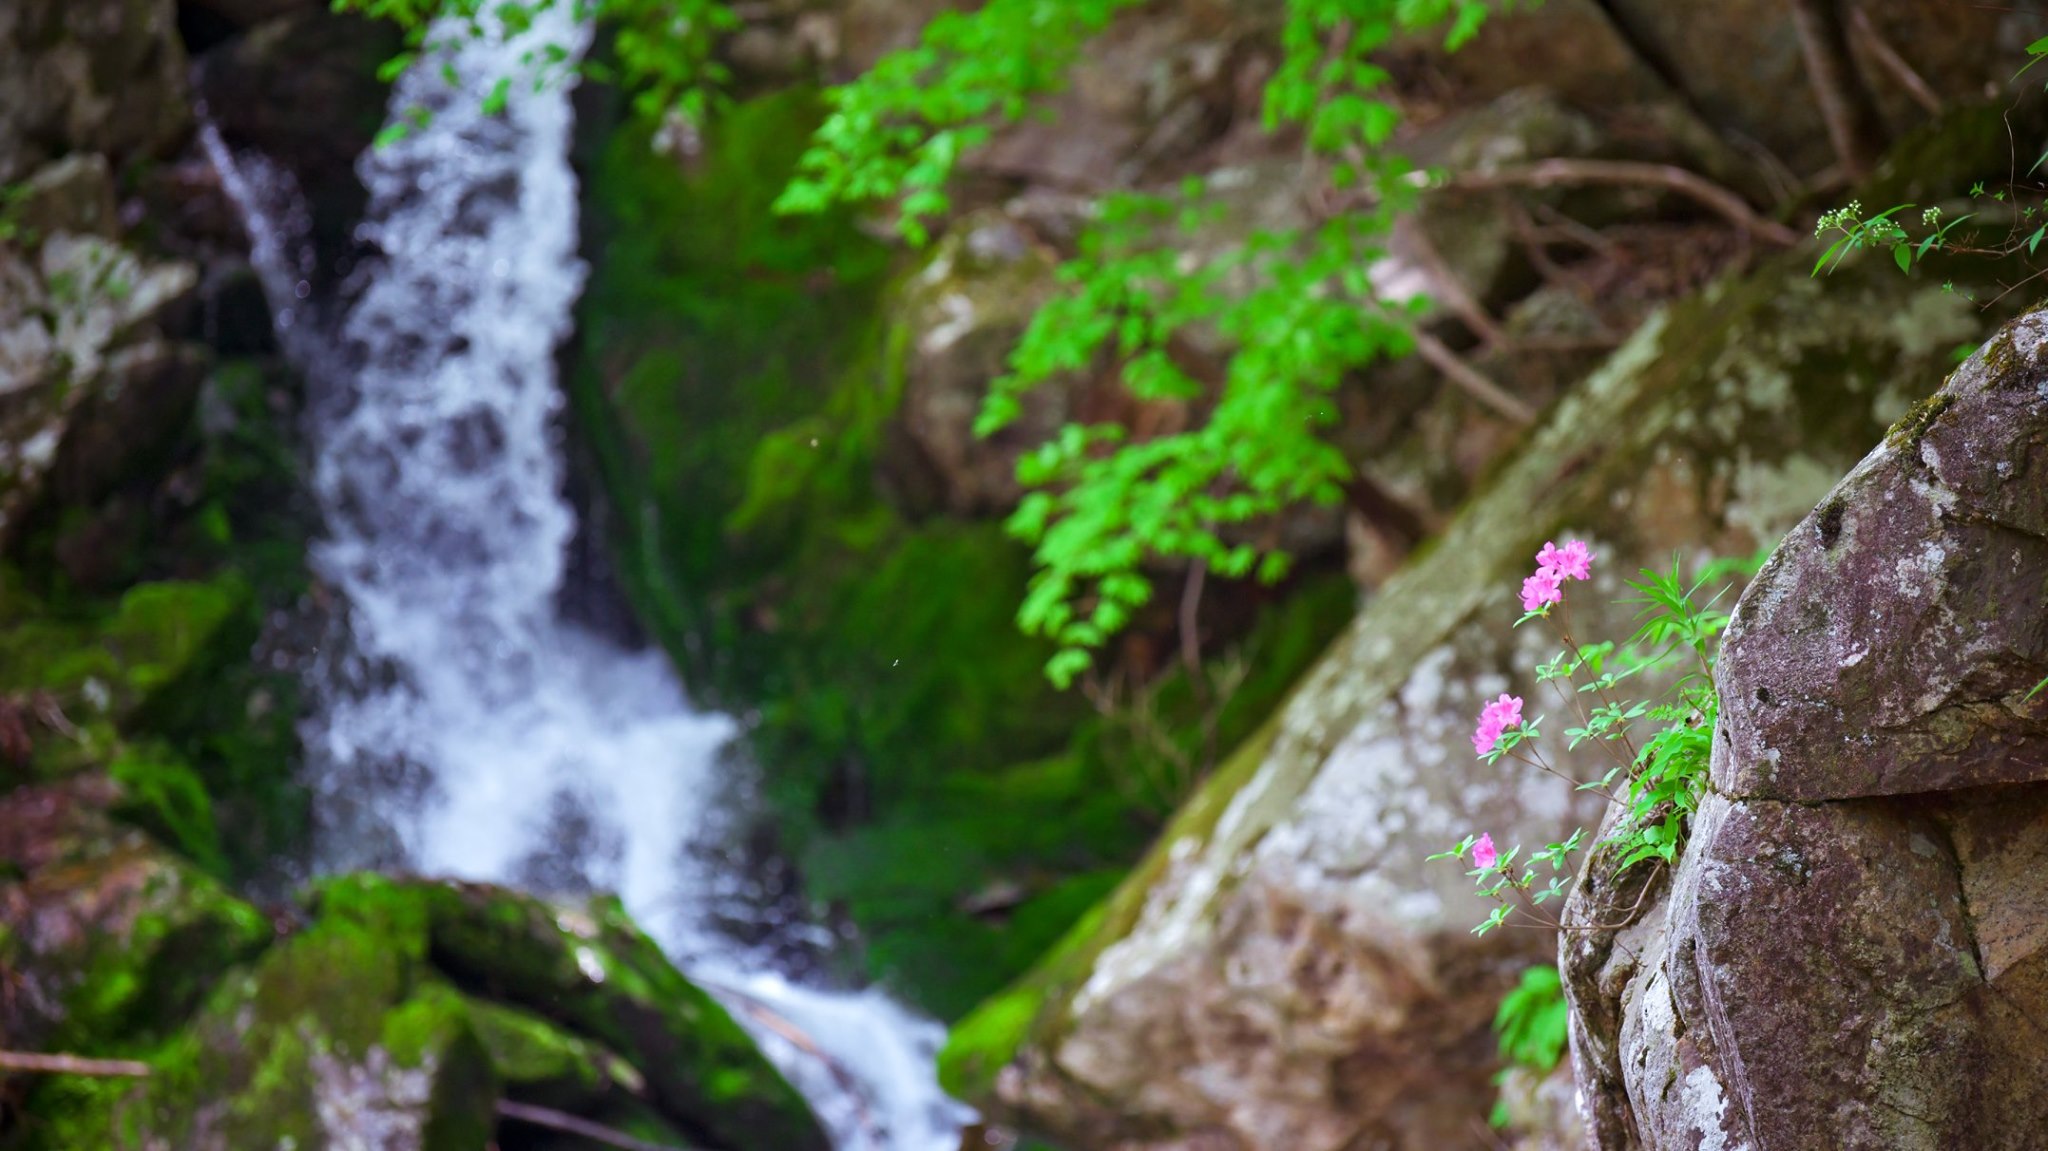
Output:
785,0,1516,684
988,200,1418,685
1494,963,1567,1071
775,0,1144,242
1487,962,1568,1127
334,0,736,144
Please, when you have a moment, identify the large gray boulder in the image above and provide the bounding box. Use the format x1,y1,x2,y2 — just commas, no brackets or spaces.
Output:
1566,308,2048,1151
939,232,2006,1149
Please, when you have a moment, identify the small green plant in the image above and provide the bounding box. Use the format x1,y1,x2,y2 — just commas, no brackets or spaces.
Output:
1811,35,2048,287
1487,962,1568,1125
1429,542,1756,937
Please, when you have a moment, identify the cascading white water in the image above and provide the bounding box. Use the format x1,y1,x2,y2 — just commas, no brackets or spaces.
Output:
204,10,971,1149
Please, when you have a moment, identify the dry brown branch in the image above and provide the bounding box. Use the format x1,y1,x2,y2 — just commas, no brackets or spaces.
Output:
1453,159,1802,247
1412,330,1537,426
0,1052,151,1077
495,1100,699,1151
1848,4,1942,115
1178,558,1207,681
1790,0,1889,179
1397,219,1508,348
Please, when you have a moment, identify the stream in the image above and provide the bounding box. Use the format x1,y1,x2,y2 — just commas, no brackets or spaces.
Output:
200,8,970,1148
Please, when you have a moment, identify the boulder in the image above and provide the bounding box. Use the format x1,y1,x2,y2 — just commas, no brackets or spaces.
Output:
416,877,836,1151
0,215,201,546
885,207,1073,517
941,235,2011,1150
0,0,189,184
1565,307,2048,1151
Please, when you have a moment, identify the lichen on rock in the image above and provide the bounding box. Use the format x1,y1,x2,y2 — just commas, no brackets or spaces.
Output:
1567,306,2048,1151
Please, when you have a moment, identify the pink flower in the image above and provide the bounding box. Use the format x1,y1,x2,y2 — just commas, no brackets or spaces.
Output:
1520,567,1564,613
1471,693,1525,755
1472,833,1498,871
1537,539,1594,582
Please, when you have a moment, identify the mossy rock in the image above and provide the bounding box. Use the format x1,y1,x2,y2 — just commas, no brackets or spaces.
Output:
411,877,831,1151
94,927,498,1151
0,779,272,1063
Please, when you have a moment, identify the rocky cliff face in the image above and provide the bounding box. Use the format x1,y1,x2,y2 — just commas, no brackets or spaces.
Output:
1565,309,2048,1151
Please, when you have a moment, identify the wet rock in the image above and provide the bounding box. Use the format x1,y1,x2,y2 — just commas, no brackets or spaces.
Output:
0,0,190,184
194,7,399,297
1570,307,2048,1151
417,878,835,1151
943,233,2010,1150
0,218,201,545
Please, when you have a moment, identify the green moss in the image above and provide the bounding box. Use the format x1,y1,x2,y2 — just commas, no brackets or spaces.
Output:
107,742,223,872
417,881,830,1150
469,998,624,1093
939,711,1290,1099
1884,388,1955,452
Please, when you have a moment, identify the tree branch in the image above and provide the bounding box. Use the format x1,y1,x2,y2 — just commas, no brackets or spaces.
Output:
495,1101,701,1151
0,1051,151,1077
1452,159,1802,247
1847,3,1942,115
1412,330,1537,426
1790,0,1889,179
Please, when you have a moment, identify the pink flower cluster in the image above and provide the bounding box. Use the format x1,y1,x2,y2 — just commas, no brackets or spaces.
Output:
1471,693,1524,756
1520,538,1595,612
1471,833,1498,871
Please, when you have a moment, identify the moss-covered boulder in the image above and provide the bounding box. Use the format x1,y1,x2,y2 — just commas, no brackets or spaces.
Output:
415,878,832,1151
944,225,2022,1150
0,855,828,1150
0,776,272,1061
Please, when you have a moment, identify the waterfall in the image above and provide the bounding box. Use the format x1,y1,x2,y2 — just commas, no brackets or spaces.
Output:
204,9,971,1148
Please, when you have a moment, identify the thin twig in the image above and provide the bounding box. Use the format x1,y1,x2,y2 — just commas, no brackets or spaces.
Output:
1398,219,1508,348
495,1100,699,1151
1847,4,1942,114
1411,330,1537,425
1454,159,1801,247
1790,0,1889,180
1179,558,1207,683
0,1052,151,1077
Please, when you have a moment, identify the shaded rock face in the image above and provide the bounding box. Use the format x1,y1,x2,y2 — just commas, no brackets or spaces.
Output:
0,157,205,550
1567,309,2048,1151
946,224,2007,1148
1594,0,2037,174
0,0,189,184
194,7,400,302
